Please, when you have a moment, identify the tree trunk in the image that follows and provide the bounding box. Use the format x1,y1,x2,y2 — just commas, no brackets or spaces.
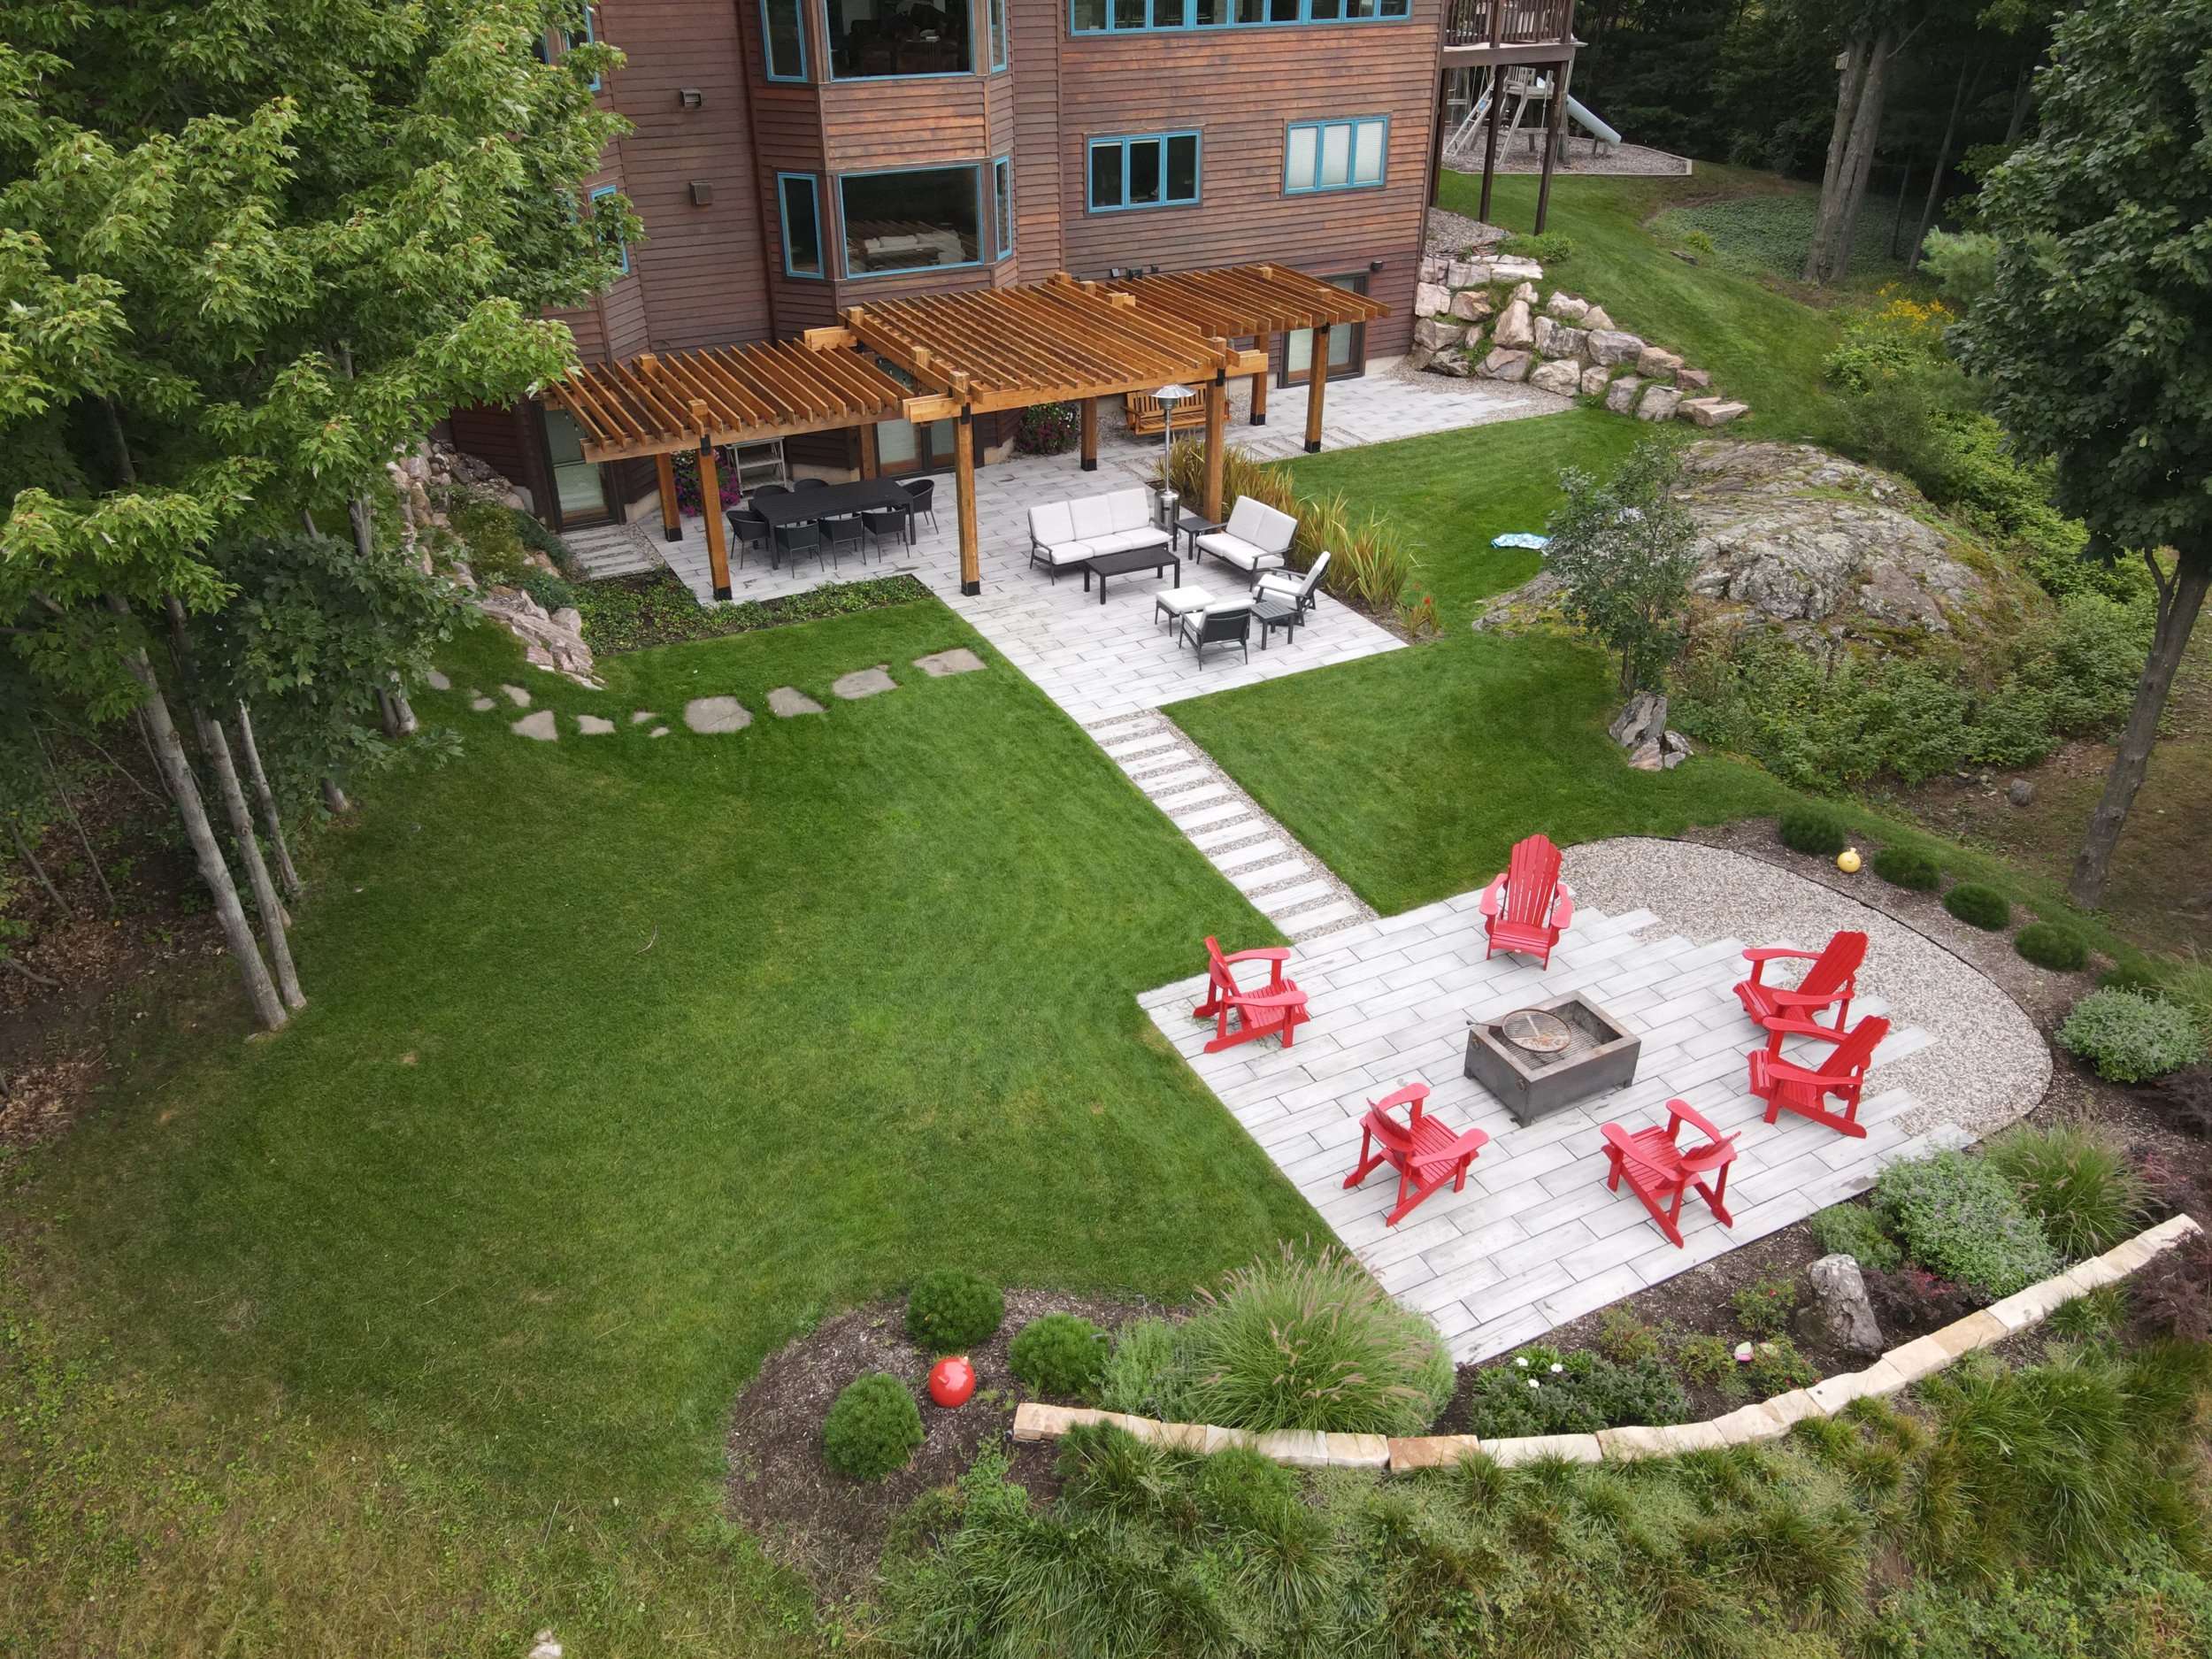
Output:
107,595,287,1030
349,472,419,741
1887,160,1913,260
6,819,73,921
1805,35,1874,282
2070,549,2211,908
32,724,115,914
234,702,302,897
322,777,352,815
1909,58,1984,271
1824,30,1895,285
165,601,304,1010
2003,63,2032,145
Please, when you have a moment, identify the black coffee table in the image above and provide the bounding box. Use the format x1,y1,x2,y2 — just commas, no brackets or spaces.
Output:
1252,595,1300,648
1080,545,1179,604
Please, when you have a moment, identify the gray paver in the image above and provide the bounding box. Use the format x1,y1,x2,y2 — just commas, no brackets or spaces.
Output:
833,665,896,699
511,710,557,741
768,686,826,717
913,648,987,676
683,695,751,733
575,714,616,735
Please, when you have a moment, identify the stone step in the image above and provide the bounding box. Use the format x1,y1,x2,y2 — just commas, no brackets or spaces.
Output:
1211,837,1291,872
1285,899,1363,934
1171,801,1250,832
1229,857,1310,893
1187,817,1268,851
1256,878,1339,915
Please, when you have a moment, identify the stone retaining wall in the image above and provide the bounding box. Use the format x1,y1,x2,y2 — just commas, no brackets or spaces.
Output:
1010,1213,2202,1472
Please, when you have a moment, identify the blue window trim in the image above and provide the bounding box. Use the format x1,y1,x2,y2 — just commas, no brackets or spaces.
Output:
581,5,602,91
836,162,987,280
1283,115,1389,195
588,184,629,274
992,157,1013,261
777,172,826,279
990,0,1010,69
761,0,809,81
821,0,980,81
1069,0,1411,35
1086,132,1202,213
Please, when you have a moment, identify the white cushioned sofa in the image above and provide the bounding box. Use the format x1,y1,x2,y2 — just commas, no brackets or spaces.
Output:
1027,488,1172,580
1194,496,1298,577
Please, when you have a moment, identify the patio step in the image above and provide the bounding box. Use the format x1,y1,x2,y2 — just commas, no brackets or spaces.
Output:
562,521,662,579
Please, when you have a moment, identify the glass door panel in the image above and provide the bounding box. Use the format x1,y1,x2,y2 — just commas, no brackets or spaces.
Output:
542,408,610,523
1282,273,1368,386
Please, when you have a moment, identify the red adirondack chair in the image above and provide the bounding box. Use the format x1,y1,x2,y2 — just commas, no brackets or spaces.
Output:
1733,930,1867,1049
1194,936,1311,1055
1479,833,1576,968
1342,1082,1491,1226
1747,1012,1890,1139
1601,1099,1740,1248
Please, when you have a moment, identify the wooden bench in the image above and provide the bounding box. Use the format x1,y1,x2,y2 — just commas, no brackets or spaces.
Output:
1125,392,1210,437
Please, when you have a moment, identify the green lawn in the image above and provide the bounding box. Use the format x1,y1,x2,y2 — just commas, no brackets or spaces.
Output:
1445,169,1848,442
5,600,1319,1654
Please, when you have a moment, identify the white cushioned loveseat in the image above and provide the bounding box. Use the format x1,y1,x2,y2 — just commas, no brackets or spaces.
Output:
1027,488,1172,580
1194,497,1298,577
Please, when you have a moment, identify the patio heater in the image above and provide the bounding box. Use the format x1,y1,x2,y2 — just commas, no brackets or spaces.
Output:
1152,382,1193,537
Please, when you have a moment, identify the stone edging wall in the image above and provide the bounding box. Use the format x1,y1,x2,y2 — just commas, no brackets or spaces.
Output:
1010,1214,2203,1473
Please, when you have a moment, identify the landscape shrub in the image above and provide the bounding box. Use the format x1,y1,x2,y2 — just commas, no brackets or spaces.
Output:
1096,1317,1180,1418
1171,1244,1452,1436
515,568,574,614
2150,1064,2212,1140
1744,1337,1820,1395
1873,1149,2062,1298
1159,442,1411,615
1866,1266,1980,1335
1941,882,2012,931
820,1371,924,1479
1809,1202,1905,1271
1462,1343,1691,1437
2047,1284,2127,1340
1009,1314,1109,1400
2014,922,2089,973
1671,1333,1744,1398
1500,230,1575,263
1987,1125,2147,1259
1013,401,1079,455
511,508,583,580
903,1269,1004,1354
1732,1278,1798,1339
1543,441,1699,695
1778,805,1849,856
2008,595,2154,739
1871,846,1941,892
1595,1308,1663,1365
450,497,530,584
2129,1231,2212,1343
2057,989,2208,1084
1822,291,1953,394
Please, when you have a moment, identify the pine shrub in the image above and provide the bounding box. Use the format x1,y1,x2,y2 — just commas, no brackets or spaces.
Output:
903,1269,1004,1355
2015,922,2089,972
2058,989,2208,1083
1871,845,1941,890
1942,882,2013,931
1096,1317,1180,1417
1778,806,1849,856
1873,1148,2062,1298
820,1372,924,1480
1009,1313,1110,1399
1986,1124,2147,1257
1809,1202,1904,1271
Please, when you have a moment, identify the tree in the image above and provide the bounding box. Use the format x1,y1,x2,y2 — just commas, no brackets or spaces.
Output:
0,4,634,1025
1545,440,1701,695
1956,0,2212,908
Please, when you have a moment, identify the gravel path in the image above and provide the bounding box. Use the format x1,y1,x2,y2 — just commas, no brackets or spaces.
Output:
1562,837,2050,1140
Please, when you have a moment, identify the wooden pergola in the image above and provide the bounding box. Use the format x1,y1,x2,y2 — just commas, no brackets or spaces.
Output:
1100,265,1388,455
542,265,1386,599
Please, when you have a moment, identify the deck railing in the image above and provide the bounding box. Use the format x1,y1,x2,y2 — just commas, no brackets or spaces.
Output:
1443,0,1575,50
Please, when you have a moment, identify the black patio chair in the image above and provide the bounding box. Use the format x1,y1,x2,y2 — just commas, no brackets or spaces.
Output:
819,513,865,570
727,507,772,570
794,477,830,492
899,476,937,533
750,482,792,499
773,521,822,571
1179,603,1251,666
860,508,908,561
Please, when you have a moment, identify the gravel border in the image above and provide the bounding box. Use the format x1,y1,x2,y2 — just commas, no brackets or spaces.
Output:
1561,837,2050,1140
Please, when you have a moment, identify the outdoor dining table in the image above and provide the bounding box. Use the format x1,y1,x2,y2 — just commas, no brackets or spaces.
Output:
748,478,920,545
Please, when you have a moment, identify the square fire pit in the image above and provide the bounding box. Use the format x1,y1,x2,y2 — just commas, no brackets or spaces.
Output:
1464,995,1641,1126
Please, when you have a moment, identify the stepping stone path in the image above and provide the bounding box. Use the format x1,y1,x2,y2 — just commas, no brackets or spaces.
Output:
913,648,987,677
684,695,751,733
630,710,657,725
649,726,670,737
576,715,615,735
502,684,531,707
426,668,452,691
833,665,897,700
512,710,557,741
769,686,826,717
470,694,495,712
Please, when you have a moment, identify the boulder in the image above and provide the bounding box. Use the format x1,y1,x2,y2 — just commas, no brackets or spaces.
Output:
1509,280,1540,304
1532,315,1590,360
1448,257,1493,288
1681,397,1750,428
1418,253,1448,284
1678,367,1711,392
1405,345,1435,373
1628,738,1665,772
1477,347,1532,381
1428,348,1475,379
1635,384,1683,421
1414,281,1453,319
1586,329,1646,367
1603,374,1643,414
1528,357,1583,396
1494,258,1545,285
1609,691,1669,749
1448,289,1494,321
1491,297,1534,349
1545,292,1591,321
1412,317,1465,351
1637,345,1684,377
1579,363,1613,397
2008,777,2036,806
1581,305,1615,331
1660,730,1694,769
1800,1254,1886,1356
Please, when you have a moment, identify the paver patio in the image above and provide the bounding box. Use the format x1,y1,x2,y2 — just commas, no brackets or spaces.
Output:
1139,841,2043,1363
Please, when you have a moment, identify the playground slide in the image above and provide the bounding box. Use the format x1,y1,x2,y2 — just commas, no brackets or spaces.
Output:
1567,96,1622,148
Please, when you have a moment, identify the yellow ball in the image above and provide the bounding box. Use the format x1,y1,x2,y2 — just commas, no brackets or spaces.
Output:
1837,848,1863,874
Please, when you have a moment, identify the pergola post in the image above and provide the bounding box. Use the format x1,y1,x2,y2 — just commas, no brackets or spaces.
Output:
1479,60,1504,224
654,450,682,542
1304,326,1330,455
697,439,732,601
1535,57,1571,234
1249,334,1269,426
1079,396,1099,471
955,405,980,595
858,420,879,480
1202,370,1228,522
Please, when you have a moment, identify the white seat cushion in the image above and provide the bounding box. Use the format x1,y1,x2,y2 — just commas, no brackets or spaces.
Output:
1029,502,1076,546
1087,527,1170,557
1068,495,1118,540
1155,588,1210,616
1225,496,1298,557
1104,489,1155,533
1042,540,1094,566
1194,532,1285,574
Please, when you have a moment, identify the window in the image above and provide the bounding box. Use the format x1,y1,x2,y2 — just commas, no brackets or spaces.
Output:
779,173,824,277
1071,0,1408,29
761,0,807,79
840,165,981,274
1087,133,1199,211
989,0,1009,67
826,0,971,79
588,184,629,273
1285,117,1387,193
992,157,1014,260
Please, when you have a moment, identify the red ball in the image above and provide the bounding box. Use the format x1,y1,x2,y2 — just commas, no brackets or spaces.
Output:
927,1356,976,1409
